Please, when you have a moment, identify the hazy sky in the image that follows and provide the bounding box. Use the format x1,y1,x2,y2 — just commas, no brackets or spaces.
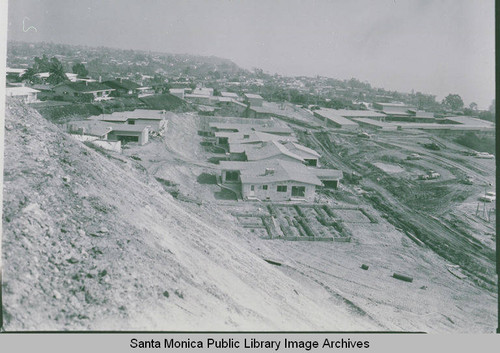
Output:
7,0,495,108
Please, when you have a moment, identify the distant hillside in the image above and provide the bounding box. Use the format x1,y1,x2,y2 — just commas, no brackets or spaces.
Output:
2,99,372,330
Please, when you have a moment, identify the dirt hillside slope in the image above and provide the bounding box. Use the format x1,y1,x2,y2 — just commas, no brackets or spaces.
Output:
1,100,376,331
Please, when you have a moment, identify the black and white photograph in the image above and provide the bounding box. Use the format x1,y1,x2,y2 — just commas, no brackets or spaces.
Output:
0,0,496,333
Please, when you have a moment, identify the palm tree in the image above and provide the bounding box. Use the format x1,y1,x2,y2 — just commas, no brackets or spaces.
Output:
47,57,69,85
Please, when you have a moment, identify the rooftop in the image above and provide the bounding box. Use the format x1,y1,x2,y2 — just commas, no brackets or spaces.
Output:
221,131,297,144
55,81,115,93
244,93,264,100
333,109,386,118
220,92,239,98
103,79,141,91
242,140,305,162
282,141,321,158
220,160,323,186
68,120,112,137
314,109,360,126
310,168,343,180
90,109,166,121
6,86,40,96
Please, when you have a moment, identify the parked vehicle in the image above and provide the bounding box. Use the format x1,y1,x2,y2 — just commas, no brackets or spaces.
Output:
479,191,496,202
462,176,474,185
357,132,371,139
475,152,495,159
418,170,441,180
423,142,440,151
407,153,421,160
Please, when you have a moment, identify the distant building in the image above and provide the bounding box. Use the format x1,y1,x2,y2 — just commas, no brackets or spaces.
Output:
53,82,114,101
6,67,27,82
192,87,214,96
169,88,186,99
219,160,323,202
216,97,248,117
89,110,167,132
5,86,40,103
136,86,155,97
313,109,359,129
246,106,275,119
103,78,141,96
244,93,264,107
215,130,297,146
220,91,240,99
184,94,214,105
65,73,79,82
373,102,413,117
107,124,149,145
68,120,149,145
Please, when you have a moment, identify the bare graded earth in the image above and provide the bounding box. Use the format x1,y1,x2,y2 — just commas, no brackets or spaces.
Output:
2,101,496,332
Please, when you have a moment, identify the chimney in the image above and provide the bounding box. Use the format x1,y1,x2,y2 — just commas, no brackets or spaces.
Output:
264,168,275,175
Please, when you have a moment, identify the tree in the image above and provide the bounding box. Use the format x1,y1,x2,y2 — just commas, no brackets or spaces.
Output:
489,99,495,115
33,54,51,73
72,62,89,78
47,57,69,85
21,67,40,84
469,102,478,111
442,94,464,111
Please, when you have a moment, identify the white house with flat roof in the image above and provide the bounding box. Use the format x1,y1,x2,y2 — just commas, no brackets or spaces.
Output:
6,86,40,103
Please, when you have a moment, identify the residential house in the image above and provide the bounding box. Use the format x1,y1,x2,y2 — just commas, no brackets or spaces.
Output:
103,78,141,97
5,86,40,103
246,106,275,119
107,124,149,145
216,97,247,117
53,81,114,101
281,141,321,166
89,110,167,132
215,130,297,146
169,88,186,99
219,160,323,201
311,168,343,189
313,109,360,129
192,87,214,96
220,91,240,100
243,93,264,107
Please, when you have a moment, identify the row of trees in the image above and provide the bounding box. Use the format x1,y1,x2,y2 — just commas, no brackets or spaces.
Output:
21,55,89,85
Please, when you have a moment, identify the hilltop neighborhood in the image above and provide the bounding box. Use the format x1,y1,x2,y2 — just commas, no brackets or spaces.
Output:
2,40,496,333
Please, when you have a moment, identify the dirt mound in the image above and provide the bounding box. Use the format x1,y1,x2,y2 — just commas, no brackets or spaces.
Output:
2,99,371,331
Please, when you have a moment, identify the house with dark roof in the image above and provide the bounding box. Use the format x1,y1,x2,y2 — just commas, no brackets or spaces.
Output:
53,81,114,101
103,78,142,97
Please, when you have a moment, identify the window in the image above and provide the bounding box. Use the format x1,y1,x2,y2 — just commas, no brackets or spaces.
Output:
291,186,306,197
277,185,287,192
262,185,268,190
250,185,255,191
225,171,239,181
